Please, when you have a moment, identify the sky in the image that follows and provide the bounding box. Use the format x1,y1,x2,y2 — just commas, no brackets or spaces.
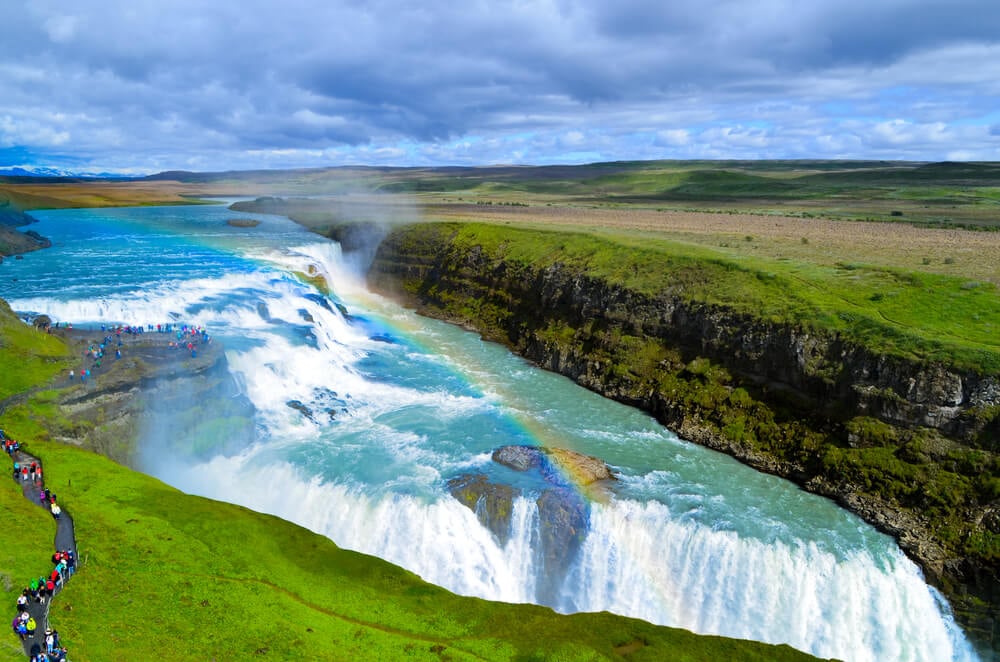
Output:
1,0,999,174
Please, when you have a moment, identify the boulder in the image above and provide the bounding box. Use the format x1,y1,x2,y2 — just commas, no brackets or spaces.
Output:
546,447,616,485
493,445,616,485
447,473,516,545
286,400,314,422
492,445,542,472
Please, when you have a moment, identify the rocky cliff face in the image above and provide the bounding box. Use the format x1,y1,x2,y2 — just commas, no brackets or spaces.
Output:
0,196,50,259
48,330,255,468
368,223,1000,654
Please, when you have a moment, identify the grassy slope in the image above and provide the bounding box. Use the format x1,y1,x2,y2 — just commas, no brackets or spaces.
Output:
0,480,54,659
0,300,73,399
0,306,816,661
358,161,1000,228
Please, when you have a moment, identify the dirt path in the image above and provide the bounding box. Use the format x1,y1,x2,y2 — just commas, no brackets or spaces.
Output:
9,447,76,659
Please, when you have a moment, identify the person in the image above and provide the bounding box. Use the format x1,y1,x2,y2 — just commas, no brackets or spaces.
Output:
25,615,36,638
68,369,74,381
50,503,61,519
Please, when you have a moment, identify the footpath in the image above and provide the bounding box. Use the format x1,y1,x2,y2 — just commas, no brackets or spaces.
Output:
5,433,76,662
0,321,213,660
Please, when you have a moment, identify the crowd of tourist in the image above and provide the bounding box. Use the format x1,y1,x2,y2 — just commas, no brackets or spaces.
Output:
67,321,213,383
4,430,75,661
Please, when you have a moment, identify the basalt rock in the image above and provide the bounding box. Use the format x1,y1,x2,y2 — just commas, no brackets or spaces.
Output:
49,329,255,467
450,445,613,606
447,473,516,545
492,445,616,485
286,399,315,422
535,486,588,604
491,445,542,472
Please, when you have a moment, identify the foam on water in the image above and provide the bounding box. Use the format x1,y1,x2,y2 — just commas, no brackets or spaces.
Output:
572,500,973,662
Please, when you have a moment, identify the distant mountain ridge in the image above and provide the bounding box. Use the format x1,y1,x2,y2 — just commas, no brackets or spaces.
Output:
0,166,130,179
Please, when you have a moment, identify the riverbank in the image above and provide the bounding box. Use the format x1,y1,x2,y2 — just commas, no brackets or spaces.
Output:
366,220,999,657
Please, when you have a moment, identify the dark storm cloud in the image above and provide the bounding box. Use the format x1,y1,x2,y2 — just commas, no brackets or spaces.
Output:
0,0,998,171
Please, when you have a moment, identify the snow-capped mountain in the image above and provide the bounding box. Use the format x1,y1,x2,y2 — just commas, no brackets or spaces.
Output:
0,165,129,178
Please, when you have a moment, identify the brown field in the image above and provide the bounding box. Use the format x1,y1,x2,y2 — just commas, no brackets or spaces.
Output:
421,200,1000,285
4,178,1000,285
0,181,203,209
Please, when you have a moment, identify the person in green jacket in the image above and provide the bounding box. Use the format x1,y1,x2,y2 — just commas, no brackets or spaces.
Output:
25,616,36,638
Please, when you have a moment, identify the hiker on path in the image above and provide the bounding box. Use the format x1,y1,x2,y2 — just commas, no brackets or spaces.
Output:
13,617,26,641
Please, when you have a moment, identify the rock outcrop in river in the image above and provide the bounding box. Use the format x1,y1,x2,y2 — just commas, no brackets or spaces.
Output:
449,445,615,606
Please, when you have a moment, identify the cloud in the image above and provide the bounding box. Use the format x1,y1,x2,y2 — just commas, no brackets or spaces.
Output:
0,0,998,171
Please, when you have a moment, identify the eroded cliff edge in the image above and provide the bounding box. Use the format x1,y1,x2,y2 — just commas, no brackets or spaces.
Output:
366,221,999,653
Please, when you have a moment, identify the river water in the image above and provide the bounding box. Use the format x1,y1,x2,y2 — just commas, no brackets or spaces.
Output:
0,204,978,661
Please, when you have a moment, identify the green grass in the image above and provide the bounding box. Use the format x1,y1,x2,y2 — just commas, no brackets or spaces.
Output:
421,222,1000,373
0,300,72,400
8,159,1000,229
